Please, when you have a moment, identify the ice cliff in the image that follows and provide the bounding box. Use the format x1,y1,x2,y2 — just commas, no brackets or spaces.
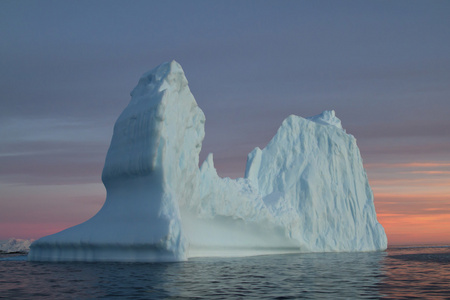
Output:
28,61,387,262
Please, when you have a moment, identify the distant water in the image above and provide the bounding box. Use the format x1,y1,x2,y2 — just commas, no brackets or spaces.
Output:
1,246,449,299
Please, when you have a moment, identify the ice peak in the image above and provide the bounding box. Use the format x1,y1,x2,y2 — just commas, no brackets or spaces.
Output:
307,110,343,130
168,59,183,72
200,153,215,171
130,60,188,98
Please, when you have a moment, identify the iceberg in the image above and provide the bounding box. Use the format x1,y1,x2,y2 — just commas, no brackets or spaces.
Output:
0,238,34,253
28,61,387,262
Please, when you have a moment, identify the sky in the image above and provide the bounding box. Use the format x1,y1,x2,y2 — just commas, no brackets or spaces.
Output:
1,0,449,245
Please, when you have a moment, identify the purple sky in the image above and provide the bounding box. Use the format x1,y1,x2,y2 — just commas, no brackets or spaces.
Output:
1,0,450,243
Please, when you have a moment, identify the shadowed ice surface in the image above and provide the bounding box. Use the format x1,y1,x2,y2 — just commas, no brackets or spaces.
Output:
1,246,449,299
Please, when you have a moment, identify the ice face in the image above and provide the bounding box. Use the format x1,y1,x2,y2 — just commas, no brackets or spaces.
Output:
28,61,387,262
244,114,387,251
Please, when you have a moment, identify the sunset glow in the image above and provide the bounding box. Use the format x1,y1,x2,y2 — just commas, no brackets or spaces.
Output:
368,161,450,245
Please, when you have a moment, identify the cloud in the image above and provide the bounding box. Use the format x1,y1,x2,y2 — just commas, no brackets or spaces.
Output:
375,194,450,244
366,162,450,169
0,117,110,185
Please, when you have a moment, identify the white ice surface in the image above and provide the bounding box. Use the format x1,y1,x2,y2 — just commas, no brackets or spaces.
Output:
28,61,387,262
0,238,34,253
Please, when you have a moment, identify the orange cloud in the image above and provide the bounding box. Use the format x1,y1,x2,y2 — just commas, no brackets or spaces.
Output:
374,193,450,245
403,171,450,175
365,162,450,169
376,212,450,245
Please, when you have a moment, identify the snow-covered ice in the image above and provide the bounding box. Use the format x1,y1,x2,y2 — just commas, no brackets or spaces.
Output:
0,238,34,253
28,61,387,262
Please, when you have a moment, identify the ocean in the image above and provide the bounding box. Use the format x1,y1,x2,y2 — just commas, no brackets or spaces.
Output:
1,246,449,299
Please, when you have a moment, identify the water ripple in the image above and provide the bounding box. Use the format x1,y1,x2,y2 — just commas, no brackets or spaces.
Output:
0,247,449,299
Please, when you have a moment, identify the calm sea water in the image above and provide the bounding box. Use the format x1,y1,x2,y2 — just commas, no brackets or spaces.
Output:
1,246,449,299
